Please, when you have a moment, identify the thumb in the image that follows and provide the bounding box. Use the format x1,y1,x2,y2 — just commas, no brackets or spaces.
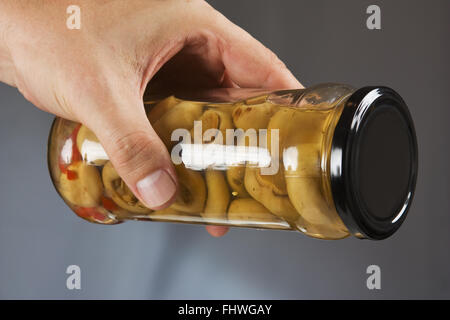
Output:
83,97,178,211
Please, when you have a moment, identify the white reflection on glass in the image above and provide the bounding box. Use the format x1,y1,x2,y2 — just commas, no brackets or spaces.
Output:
392,191,411,224
80,140,108,164
61,138,73,164
181,144,271,171
283,146,298,171
351,89,381,131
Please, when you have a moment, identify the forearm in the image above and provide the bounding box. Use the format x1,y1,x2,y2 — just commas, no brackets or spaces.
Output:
0,0,177,89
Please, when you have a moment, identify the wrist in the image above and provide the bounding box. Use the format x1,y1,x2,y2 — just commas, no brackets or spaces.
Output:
0,0,61,87
0,2,18,86
0,30,15,87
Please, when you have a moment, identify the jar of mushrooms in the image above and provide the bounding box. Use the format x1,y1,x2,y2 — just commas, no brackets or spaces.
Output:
48,83,418,240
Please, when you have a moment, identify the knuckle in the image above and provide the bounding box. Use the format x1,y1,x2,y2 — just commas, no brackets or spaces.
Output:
268,51,287,71
262,52,288,85
109,130,158,178
187,0,221,23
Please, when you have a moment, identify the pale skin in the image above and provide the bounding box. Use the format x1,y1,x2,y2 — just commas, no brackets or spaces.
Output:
0,0,301,237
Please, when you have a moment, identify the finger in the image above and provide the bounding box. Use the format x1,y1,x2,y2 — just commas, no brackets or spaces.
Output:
220,70,240,88
206,225,229,237
209,9,303,89
82,97,178,211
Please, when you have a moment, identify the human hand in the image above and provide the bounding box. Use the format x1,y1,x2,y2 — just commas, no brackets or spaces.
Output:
0,0,301,237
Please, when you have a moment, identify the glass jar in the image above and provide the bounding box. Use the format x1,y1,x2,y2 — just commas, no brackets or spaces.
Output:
47,83,418,240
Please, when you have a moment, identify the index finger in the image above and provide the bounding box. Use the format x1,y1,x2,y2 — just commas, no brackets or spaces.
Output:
211,11,303,89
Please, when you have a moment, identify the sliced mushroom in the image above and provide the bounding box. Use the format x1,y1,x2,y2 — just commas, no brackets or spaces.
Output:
267,108,330,157
59,161,103,207
244,94,269,105
204,103,235,115
202,170,230,220
228,198,283,225
232,102,278,131
147,96,181,124
244,166,299,226
102,161,152,214
226,166,249,198
267,108,347,231
255,166,288,196
190,109,234,144
284,143,347,233
171,165,206,214
152,101,204,148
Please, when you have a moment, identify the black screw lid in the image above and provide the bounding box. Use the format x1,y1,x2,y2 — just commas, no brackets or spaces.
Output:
330,86,418,240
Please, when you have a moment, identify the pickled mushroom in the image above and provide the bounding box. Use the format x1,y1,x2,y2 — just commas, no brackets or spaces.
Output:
59,161,103,207
202,170,230,219
102,161,152,214
226,166,249,198
232,102,278,131
228,198,284,226
152,101,204,148
190,109,234,144
244,166,299,225
147,96,181,124
284,143,347,234
171,165,206,214
267,108,329,158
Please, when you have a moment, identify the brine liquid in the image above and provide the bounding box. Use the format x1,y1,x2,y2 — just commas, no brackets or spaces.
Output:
48,93,350,239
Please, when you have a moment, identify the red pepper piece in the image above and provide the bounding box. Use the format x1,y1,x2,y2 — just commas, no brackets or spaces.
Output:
59,158,68,174
70,124,82,162
101,196,118,212
75,207,107,222
66,170,78,180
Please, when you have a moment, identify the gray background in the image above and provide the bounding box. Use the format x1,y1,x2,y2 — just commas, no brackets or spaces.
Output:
0,0,449,299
